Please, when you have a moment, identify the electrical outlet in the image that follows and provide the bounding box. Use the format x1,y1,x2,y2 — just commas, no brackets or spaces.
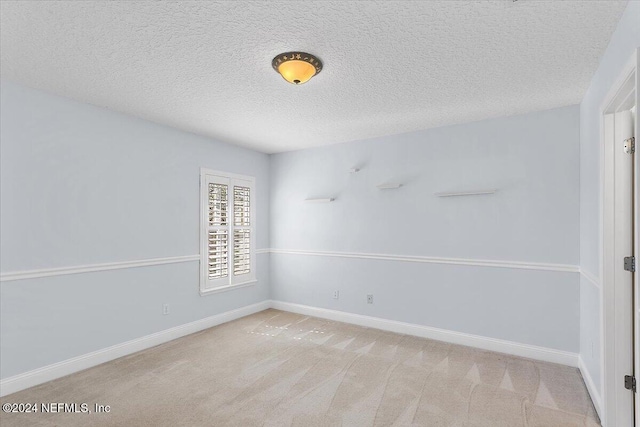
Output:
163,304,170,315
333,290,339,299
367,294,373,304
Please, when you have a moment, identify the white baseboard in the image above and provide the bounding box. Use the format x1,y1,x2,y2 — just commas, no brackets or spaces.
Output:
579,355,603,420
0,299,581,398
270,300,579,367
0,300,270,397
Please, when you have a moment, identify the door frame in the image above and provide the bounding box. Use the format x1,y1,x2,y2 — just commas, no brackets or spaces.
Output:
601,48,638,427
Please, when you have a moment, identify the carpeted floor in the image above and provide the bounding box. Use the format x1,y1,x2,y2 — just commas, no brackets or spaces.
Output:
1,309,599,426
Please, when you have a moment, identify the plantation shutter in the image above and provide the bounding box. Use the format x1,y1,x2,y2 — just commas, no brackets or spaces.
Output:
203,176,230,289
208,183,228,280
201,170,256,293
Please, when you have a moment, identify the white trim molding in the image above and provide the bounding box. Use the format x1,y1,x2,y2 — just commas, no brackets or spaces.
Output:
0,300,271,397
269,249,579,273
0,255,200,282
0,250,271,283
579,355,603,420
270,300,579,367
199,279,257,296
598,48,638,427
3,249,574,282
580,269,602,289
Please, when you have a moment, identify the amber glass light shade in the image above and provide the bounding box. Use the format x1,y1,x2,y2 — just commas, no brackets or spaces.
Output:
272,52,322,85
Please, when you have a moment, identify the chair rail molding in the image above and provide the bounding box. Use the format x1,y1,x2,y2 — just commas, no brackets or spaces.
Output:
269,249,579,273
1,250,271,282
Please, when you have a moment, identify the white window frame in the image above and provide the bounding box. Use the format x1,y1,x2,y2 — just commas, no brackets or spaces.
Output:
200,168,256,295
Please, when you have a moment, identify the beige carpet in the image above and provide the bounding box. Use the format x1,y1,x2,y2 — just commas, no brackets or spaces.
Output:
1,309,599,426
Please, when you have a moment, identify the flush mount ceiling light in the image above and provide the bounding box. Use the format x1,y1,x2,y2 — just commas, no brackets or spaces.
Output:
272,52,322,85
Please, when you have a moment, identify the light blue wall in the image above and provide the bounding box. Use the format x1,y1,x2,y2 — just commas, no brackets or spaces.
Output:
5,2,636,381
272,255,579,351
0,81,270,379
579,0,640,396
271,105,581,351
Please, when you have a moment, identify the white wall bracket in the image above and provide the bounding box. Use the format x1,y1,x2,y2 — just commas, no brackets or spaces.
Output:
305,198,334,203
376,183,402,189
435,189,496,197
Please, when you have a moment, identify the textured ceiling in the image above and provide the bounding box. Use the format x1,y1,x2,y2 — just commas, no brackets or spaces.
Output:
0,1,628,153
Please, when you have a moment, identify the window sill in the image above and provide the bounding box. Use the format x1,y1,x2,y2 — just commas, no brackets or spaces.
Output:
199,279,257,296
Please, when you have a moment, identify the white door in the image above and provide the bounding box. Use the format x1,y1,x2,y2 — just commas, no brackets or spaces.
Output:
615,108,635,426
628,104,639,427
